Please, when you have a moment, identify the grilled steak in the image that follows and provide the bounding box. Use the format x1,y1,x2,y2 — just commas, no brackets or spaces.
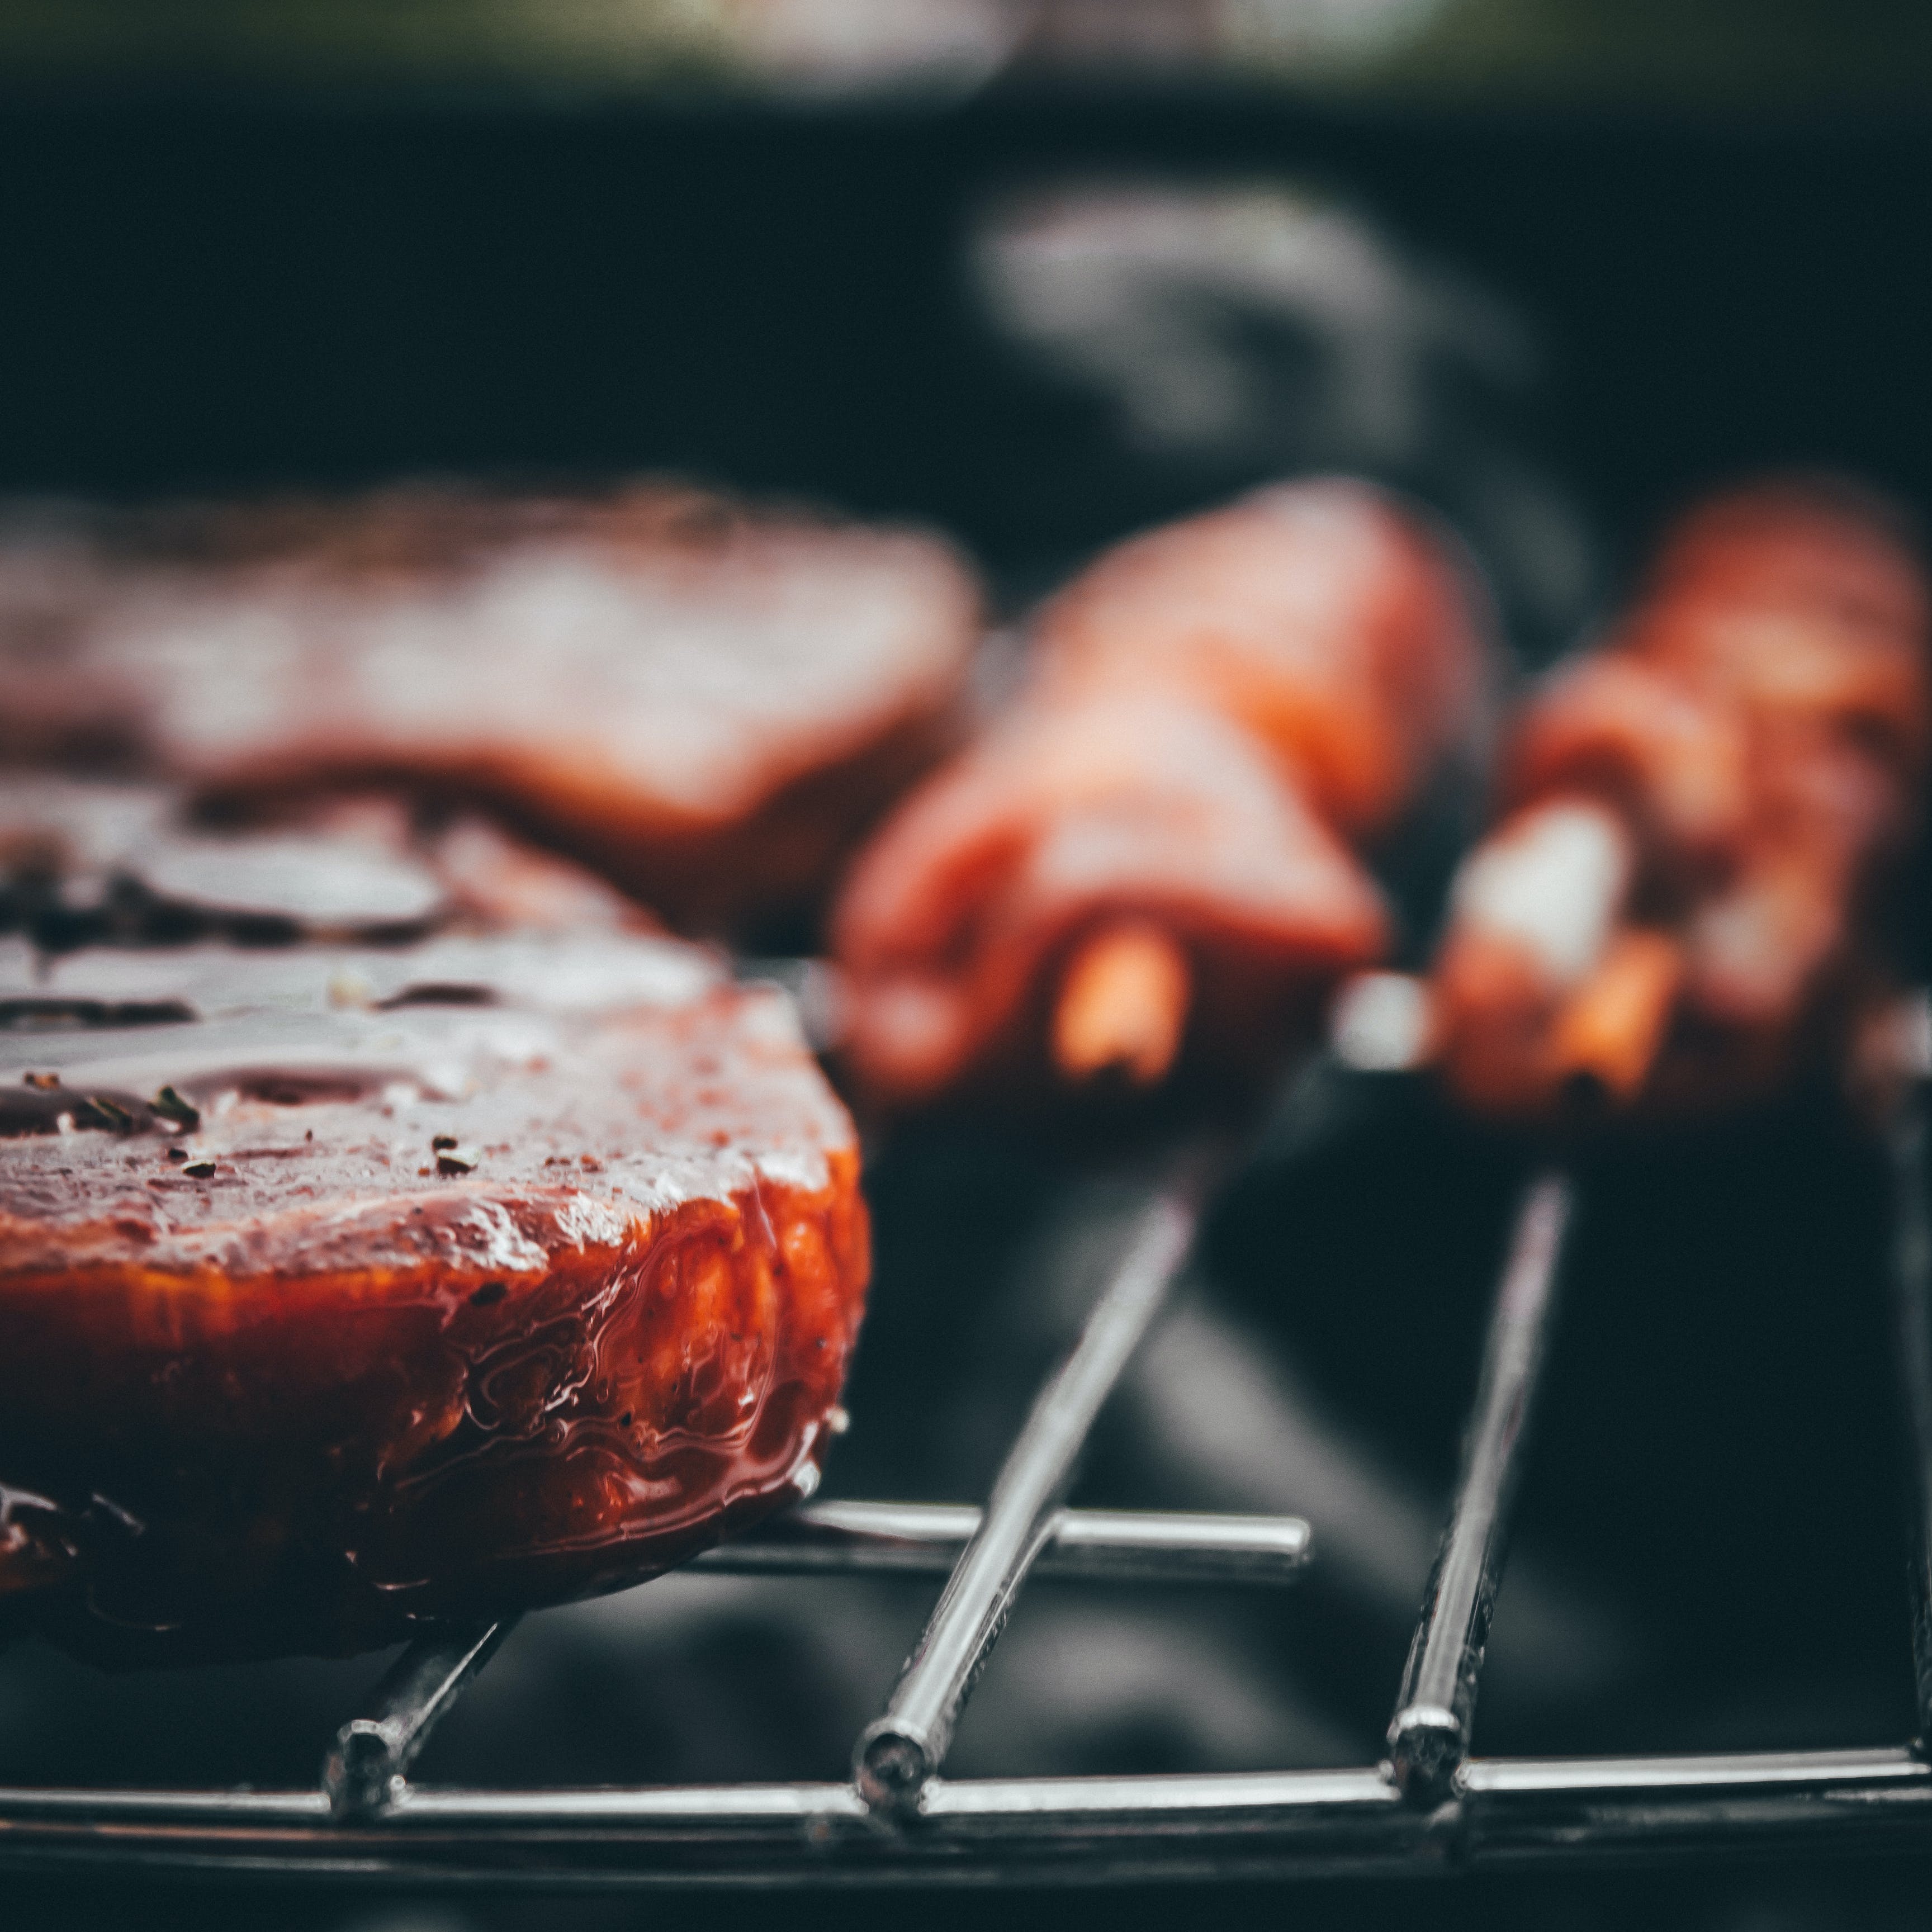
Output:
0,860,867,1664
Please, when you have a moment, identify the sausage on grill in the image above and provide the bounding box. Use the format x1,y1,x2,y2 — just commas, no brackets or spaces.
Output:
831,479,1490,1106
1431,478,1930,1117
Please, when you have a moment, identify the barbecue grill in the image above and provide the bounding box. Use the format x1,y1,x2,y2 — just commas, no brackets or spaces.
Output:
5,53,1932,1918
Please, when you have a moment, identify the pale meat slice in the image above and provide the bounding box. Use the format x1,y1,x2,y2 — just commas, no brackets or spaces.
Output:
1431,478,1931,1119
0,926,868,1664
832,478,1490,1106
0,482,983,935
0,775,653,950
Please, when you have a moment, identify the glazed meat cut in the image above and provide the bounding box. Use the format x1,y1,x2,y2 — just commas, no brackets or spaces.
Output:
0,482,982,935
0,925,868,1664
832,479,1489,1105
1431,478,1931,1118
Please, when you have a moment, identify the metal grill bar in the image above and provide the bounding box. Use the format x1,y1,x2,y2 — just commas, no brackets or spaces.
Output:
4,1750,1929,1886
1888,1090,1932,1748
314,1500,1312,1821
854,1156,1210,1813
322,1620,514,1821
698,1500,1311,1584
1387,1172,1573,1802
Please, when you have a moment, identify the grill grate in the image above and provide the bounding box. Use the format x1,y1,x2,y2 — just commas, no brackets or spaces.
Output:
4,1092,1931,1887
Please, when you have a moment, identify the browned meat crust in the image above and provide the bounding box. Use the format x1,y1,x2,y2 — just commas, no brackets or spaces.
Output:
0,916,868,1664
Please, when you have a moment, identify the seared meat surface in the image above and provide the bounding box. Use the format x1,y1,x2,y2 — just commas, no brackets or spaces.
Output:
0,809,867,1664
1432,479,1930,1118
832,478,1489,1106
0,482,982,936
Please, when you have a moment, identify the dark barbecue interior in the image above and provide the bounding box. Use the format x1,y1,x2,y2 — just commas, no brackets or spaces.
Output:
5,12,1932,1928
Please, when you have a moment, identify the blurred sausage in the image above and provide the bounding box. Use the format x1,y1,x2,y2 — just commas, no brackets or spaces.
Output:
1433,477,1930,1119
834,478,1491,1107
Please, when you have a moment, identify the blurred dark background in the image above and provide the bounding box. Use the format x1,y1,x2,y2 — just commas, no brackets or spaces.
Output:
3,87,1930,606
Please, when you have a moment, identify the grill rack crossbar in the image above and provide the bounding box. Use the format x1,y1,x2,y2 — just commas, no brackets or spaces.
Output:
6,1750,1931,1887
6,1113,1932,1886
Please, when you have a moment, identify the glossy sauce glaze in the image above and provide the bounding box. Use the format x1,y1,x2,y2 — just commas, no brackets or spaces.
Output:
0,931,868,1662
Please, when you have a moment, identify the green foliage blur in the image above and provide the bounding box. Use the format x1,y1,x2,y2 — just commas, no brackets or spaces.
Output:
0,0,1927,111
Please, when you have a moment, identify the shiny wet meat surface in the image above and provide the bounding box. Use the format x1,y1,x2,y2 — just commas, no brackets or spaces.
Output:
0,929,868,1662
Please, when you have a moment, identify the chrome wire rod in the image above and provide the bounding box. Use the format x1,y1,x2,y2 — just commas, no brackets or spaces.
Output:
1888,1077,1932,1747
321,1618,515,1820
1386,1171,1574,1804
698,1500,1310,1585
316,1504,1306,1822
853,1153,1213,1814
10,1748,1932,1886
